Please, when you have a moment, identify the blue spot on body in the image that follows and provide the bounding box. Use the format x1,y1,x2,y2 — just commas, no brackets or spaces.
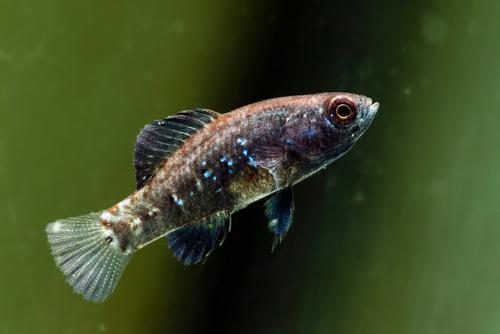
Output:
248,156,254,162
228,160,233,166
229,170,233,173
243,150,248,156
237,138,247,145
220,156,226,162
216,188,221,193
190,192,193,196
197,181,201,186
213,176,217,180
204,171,211,178
202,161,206,166
172,194,183,205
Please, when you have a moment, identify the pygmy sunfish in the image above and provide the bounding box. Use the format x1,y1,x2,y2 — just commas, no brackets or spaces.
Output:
46,92,379,302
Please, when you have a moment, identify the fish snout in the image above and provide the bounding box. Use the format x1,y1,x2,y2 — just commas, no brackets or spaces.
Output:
369,102,379,116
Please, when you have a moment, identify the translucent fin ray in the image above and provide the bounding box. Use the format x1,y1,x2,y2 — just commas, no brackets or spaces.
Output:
46,212,132,303
251,146,289,188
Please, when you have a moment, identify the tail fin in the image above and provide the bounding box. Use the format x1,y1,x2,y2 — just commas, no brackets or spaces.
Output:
46,212,132,302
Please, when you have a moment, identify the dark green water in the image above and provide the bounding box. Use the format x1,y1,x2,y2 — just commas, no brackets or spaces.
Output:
1,1,500,333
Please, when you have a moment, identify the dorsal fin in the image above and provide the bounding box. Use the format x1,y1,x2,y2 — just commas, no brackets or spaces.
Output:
134,108,220,190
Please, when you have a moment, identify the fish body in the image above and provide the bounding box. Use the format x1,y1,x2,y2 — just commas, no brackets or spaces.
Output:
46,92,379,302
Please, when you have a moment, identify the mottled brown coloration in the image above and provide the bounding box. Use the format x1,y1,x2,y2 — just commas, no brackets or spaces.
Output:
108,205,119,214
100,219,112,228
228,166,276,202
113,221,130,234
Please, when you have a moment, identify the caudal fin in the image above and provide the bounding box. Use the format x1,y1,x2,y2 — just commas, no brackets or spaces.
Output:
46,212,132,302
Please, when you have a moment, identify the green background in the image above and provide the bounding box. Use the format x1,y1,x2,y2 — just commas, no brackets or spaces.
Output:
1,0,500,333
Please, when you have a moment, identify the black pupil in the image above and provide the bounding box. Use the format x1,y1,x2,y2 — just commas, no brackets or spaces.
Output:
337,104,351,118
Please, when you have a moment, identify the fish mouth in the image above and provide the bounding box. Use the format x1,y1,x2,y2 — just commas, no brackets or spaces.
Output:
368,102,379,117
362,98,379,126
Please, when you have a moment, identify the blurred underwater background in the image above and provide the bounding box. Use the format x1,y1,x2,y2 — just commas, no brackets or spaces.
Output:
1,0,500,333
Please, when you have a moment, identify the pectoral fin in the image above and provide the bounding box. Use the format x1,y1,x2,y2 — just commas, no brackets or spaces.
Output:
166,212,231,265
264,186,294,251
251,145,305,188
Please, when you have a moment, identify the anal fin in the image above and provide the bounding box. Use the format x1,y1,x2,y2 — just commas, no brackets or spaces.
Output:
166,212,231,265
264,186,294,251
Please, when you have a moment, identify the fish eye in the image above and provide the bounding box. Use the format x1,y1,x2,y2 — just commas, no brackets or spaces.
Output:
336,104,352,119
326,97,358,125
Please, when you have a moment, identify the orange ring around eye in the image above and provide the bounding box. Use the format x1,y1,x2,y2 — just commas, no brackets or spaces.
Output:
336,104,352,119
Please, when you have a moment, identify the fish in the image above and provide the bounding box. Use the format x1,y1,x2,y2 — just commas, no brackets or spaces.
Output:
46,92,379,302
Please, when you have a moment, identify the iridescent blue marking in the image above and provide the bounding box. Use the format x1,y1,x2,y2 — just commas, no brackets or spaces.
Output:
229,170,233,173
237,138,247,145
213,176,217,180
220,156,227,162
190,192,194,196
204,171,211,178
228,160,233,166
243,150,248,156
172,194,183,205
197,181,201,186
248,156,254,162
325,118,334,127
202,161,206,166
216,188,222,193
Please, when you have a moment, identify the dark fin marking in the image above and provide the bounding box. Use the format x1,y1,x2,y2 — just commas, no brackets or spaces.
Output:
46,212,132,303
166,212,231,265
264,186,294,251
134,109,220,190
184,108,220,122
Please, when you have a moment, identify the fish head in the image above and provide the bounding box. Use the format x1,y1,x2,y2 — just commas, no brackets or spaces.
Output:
283,92,379,162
